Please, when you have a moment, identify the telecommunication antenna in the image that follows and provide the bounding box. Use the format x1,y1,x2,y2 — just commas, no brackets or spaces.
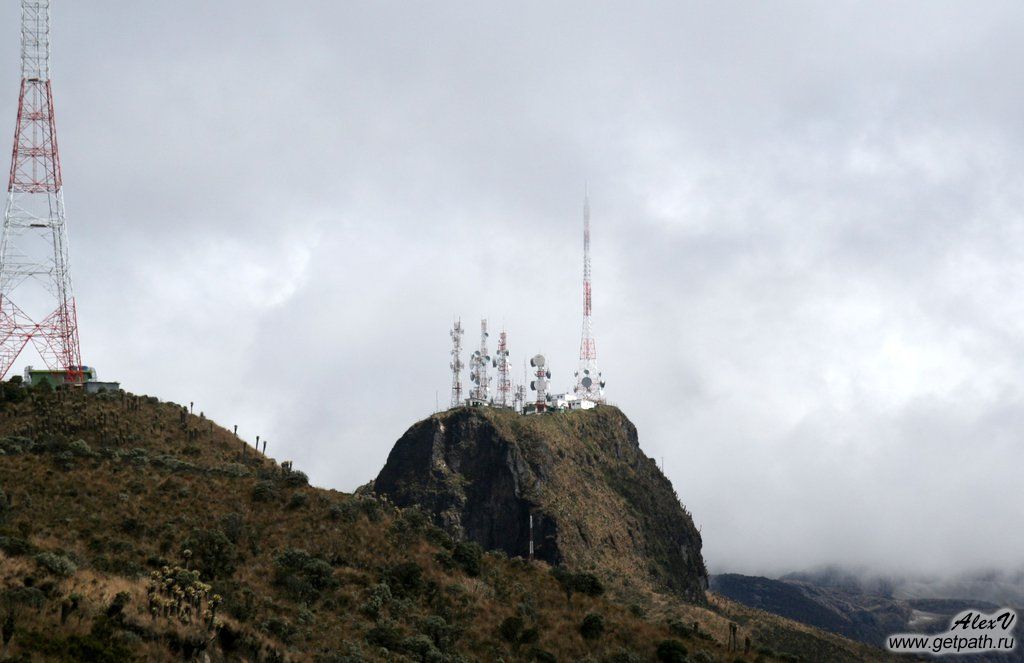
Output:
513,357,527,411
530,354,550,412
449,319,464,407
495,329,512,406
573,188,604,402
0,1,84,382
469,318,491,402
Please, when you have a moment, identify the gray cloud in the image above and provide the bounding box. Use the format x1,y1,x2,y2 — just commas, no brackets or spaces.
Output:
2,1,1023,576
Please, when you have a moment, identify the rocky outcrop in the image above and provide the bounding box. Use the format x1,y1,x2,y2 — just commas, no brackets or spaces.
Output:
374,405,708,603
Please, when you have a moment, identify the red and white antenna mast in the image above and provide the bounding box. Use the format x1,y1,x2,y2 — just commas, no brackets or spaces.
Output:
0,0,83,382
449,319,464,407
495,329,512,407
574,188,604,401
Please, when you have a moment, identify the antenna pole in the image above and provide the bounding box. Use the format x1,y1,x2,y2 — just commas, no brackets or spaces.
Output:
469,318,491,402
449,319,464,407
496,329,511,406
573,188,604,402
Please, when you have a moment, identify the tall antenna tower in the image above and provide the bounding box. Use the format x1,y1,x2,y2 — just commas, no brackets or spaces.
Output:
495,329,511,407
469,318,491,402
573,188,604,402
513,357,527,411
0,1,83,382
449,319,464,407
530,354,550,412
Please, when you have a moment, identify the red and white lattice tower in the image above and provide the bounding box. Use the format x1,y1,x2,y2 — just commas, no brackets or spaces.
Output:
495,329,512,407
449,319,464,407
573,189,604,401
0,1,83,382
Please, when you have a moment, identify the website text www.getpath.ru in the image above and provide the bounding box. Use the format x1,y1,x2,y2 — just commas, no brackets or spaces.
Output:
887,608,1016,656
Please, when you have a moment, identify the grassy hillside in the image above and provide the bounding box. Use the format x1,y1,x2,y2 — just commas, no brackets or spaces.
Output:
0,385,898,661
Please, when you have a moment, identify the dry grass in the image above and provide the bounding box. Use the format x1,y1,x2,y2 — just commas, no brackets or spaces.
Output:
0,388,898,661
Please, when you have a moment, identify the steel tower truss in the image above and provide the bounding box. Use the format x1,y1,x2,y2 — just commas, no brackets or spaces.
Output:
573,191,604,401
469,319,491,402
0,0,82,382
495,330,511,407
449,319,464,407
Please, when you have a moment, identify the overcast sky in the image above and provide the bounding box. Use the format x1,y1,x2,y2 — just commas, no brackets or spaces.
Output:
2,1,1023,578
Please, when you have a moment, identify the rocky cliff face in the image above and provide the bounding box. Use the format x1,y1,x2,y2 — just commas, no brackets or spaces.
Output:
374,405,708,603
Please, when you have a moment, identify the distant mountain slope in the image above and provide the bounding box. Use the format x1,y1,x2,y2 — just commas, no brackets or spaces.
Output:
713,571,1023,660
373,406,708,603
0,385,897,661
711,573,910,645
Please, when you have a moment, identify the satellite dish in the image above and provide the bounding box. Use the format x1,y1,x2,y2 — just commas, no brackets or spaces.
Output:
530,381,536,390
546,370,551,379
532,354,546,368
600,381,606,388
581,376,593,388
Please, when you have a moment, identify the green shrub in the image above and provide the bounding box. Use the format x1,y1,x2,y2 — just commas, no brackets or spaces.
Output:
220,512,245,543
573,572,604,597
35,551,77,577
531,649,557,663
499,615,524,643
125,448,149,466
0,535,32,556
152,454,194,471
580,613,605,640
3,585,45,609
365,620,403,650
1,379,26,403
519,626,539,646
605,649,642,663
452,541,483,577
401,633,442,660
273,548,337,602
287,492,309,509
283,470,309,487
656,640,689,663
262,616,297,644
691,651,713,663
0,436,30,454
359,582,392,619
68,439,95,458
252,480,276,502
329,496,382,523
667,618,694,639
418,615,459,652
552,568,605,604
182,528,236,580
385,561,424,599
